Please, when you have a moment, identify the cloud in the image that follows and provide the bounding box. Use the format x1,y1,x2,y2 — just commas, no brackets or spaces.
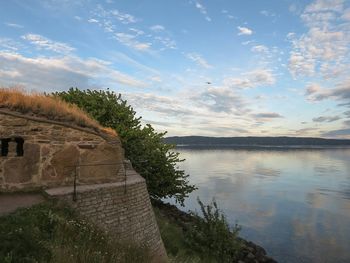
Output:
322,128,350,138
22,34,74,54
186,53,212,69
150,25,165,32
304,0,344,13
193,86,247,114
88,18,99,23
305,79,350,103
114,32,151,51
5,22,24,29
237,26,253,36
288,0,349,79
0,38,22,51
110,9,137,24
0,51,146,90
124,92,191,116
251,45,268,53
342,8,350,20
312,115,341,122
223,69,275,89
252,112,283,119
260,10,276,17
194,1,211,21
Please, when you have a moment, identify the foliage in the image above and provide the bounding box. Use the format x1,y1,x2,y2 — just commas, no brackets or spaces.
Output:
153,206,201,263
0,201,151,263
185,198,242,263
54,88,196,204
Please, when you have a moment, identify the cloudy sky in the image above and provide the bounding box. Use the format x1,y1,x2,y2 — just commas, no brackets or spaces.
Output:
1,0,350,138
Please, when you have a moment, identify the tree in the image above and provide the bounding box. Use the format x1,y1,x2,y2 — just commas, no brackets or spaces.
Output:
54,88,196,204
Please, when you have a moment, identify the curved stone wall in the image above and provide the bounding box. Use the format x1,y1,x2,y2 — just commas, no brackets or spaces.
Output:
45,170,167,262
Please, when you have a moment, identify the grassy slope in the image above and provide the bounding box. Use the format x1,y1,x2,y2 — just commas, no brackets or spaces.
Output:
0,200,151,263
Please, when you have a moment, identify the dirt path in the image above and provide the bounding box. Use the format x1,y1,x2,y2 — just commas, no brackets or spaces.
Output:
0,193,45,216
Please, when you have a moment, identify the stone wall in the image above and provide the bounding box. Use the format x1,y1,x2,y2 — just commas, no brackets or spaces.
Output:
0,110,125,191
45,170,167,262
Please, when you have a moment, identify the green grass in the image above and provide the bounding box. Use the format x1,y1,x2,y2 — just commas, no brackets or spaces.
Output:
153,206,201,263
0,200,151,263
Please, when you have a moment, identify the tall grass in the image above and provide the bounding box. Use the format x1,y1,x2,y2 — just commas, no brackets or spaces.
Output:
0,87,116,135
0,201,151,263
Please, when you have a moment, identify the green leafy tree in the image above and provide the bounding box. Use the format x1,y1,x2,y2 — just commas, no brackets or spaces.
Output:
54,88,196,204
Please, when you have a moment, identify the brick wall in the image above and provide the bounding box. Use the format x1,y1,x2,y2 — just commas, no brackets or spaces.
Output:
45,171,167,262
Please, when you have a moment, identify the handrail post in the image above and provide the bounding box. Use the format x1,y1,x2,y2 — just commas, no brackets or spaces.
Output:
73,166,77,202
124,165,127,194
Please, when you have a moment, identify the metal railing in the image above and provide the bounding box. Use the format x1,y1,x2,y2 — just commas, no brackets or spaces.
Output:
65,162,126,202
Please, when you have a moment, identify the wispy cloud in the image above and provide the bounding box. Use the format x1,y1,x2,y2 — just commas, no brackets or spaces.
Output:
193,86,248,114
237,26,253,36
22,34,75,54
223,69,275,89
150,25,165,32
110,9,137,24
0,38,22,51
186,52,212,69
260,10,276,17
252,112,283,119
5,22,24,29
305,79,350,104
251,45,268,53
88,18,99,23
312,115,341,122
194,1,211,21
0,51,146,90
114,32,151,51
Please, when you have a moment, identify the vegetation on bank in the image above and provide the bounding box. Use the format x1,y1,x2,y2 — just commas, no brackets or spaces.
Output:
0,201,151,263
55,88,196,205
154,199,242,263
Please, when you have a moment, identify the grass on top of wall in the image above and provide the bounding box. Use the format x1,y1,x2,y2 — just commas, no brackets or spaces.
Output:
0,200,151,263
0,88,116,135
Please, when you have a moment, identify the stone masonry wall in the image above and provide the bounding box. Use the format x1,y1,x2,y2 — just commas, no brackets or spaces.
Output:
45,170,167,262
0,111,125,191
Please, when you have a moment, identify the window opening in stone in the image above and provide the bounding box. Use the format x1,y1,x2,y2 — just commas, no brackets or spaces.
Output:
15,137,24,156
1,138,10,157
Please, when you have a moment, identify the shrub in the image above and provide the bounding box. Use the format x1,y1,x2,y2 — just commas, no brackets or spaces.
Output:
185,198,241,263
54,88,196,204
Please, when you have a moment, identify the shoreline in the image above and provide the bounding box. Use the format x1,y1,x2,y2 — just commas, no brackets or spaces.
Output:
153,200,277,263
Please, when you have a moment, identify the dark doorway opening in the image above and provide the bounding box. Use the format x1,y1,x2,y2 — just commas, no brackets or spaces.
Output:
1,138,10,157
15,137,24,156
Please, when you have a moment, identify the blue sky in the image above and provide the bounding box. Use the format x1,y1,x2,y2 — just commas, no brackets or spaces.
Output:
1,0,350,138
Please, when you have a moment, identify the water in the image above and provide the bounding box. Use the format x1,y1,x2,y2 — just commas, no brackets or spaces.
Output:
171,148,350,263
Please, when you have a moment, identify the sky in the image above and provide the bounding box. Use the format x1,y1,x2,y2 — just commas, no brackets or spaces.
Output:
1,0,350,138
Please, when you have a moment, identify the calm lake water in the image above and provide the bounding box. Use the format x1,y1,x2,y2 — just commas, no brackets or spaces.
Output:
170,148,350,263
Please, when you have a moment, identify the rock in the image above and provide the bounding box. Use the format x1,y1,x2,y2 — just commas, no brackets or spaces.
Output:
4,143,40,183
79,142,124,182
50,144,79,180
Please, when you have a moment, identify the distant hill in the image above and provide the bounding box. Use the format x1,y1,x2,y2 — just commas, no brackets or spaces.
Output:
164,136,350,147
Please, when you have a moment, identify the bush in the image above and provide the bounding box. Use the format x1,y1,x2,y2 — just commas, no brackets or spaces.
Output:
185,198,241,263
54,88,196,204
0,201,151,263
